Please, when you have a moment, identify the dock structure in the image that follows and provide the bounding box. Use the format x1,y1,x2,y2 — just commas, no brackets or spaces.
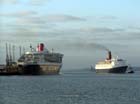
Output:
0,43,20,75
0,64,19,75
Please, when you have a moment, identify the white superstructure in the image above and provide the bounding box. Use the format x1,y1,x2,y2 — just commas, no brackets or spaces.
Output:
95,58,127,69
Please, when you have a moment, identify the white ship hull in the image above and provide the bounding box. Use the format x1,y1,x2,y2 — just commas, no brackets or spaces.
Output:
95,66,128,73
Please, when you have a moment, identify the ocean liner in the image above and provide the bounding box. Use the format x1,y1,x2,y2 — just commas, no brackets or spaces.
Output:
95,51,128,73
17,43,63,75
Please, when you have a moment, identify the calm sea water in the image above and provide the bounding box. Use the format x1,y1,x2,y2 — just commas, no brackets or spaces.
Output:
0,69,140,104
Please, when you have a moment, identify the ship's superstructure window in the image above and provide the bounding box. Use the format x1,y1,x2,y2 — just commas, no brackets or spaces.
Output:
33,53,44,63
18,52,63,63
44,53,63,63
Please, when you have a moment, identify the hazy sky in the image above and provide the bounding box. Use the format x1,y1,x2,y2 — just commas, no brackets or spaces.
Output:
0,0,140,69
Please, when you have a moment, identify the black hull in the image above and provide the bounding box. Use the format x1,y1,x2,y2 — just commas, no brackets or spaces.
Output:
18,64,61,75
0,72,19,75
0,64,62,75
96,66,128,73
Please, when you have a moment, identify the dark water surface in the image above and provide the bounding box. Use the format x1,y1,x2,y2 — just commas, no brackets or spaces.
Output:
0,70,140,104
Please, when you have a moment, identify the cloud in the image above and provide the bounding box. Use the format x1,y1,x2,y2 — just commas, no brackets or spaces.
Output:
29,0,50,5
16,11,37,17
1,11,85,23
0,0,50,5
2,15,56,34
17,17,46,24
86,15,118,21
0,0,18,4
0,11,37,17
46,14,86,22
80,27,124,33
100,16,118,20
1,24,139,52
121,32,140,40
127,26,140,31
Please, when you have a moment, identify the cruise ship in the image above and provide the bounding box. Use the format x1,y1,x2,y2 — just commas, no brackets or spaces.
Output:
17,43,63,75
95,51,128,73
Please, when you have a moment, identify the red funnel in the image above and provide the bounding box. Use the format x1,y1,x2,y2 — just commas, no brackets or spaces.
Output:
37,43,44,52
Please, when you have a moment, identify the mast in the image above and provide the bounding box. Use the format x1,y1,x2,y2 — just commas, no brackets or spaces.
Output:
9,44,12,65
6,43,9,65
12,45,15,62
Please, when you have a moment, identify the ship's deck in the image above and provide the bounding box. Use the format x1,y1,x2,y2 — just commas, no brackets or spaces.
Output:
97,60,111,64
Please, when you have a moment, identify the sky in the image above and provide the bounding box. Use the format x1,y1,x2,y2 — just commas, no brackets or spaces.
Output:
0,0,140,69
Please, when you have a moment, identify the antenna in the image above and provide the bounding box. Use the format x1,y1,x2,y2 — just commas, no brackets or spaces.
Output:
30,44,32,51
19,46,22,57
30,44,35,51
